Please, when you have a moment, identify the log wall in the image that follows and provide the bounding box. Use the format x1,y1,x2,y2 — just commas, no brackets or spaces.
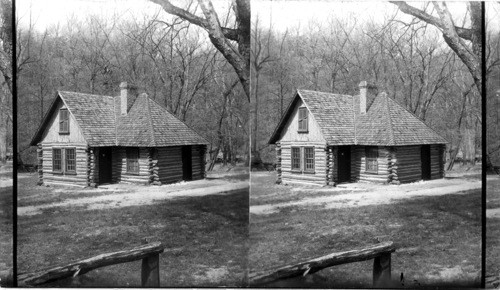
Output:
191,145,206,181
157,146,183,184
430,144,445,180
40,142,88,186
350,146,389,184
111,147,150,184
394,145,422,183
280,141,327,186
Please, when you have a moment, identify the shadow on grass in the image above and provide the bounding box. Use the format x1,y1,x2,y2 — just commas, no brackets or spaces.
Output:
250,190,481,288
18,189,249,287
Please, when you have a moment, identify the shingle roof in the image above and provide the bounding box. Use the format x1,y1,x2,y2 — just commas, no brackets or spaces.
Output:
269,90,447,146
298,90,356,145
31,91,208,147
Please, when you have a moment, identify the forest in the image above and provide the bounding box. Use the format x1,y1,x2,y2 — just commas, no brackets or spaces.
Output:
16,0,249,167
251,2,497,168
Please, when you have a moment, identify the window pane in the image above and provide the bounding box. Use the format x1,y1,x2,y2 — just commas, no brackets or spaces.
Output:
292,147,301,170
298,107,308,131
53,149,61,171
66,148,76,172
304,147,314,171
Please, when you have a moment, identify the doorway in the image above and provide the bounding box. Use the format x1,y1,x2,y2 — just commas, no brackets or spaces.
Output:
337,146,351,183
421,145,431,180
98,147,112,184
182,146,193,181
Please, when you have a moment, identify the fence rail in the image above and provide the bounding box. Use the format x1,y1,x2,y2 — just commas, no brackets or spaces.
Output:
248,241,396,287
18,241,165,287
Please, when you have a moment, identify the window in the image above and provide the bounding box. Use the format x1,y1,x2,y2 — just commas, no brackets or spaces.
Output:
365,147,378,173
53,148,62,172
59,109,69,134
65,148,76,173
291,147,301,170
52,147,76,174
298,107,308,132
304,147,315,172
127,148,139,174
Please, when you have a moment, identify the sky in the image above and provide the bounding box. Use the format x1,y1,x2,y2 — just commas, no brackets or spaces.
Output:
16,0,234,31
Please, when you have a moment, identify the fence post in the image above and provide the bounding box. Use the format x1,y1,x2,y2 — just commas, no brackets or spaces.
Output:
373,253,391,287
141,238,160,287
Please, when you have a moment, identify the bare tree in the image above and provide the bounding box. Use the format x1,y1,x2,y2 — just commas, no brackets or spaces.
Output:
0,0,12,163
150,0,250,100
390,2,482,93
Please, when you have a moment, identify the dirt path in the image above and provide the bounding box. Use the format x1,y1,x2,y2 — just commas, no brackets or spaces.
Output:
18,181,248,216
251,178,481,215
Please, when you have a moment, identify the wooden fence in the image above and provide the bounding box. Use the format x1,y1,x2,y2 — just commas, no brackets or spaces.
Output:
248,241,396,287
17,241,165,287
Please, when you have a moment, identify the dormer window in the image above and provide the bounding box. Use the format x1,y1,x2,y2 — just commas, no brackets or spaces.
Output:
59,109,69,134
298,107,308,132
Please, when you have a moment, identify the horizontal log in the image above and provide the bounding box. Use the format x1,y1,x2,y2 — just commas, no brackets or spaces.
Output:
18,242,165,286
249,242,396,286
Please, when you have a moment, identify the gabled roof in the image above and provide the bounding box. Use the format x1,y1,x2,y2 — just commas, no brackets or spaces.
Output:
30,91,208,147
269,89,447,146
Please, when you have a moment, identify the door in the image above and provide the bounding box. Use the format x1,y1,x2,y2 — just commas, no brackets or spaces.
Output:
182,146,193,181
99,147,112,184
337,146,351,183
421,145,431,180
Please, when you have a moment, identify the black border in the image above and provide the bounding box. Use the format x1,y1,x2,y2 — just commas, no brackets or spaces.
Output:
12,0,17,287
481,1,487,289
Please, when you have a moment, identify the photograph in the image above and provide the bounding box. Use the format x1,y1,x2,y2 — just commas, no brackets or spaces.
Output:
249,1,482,288
0,0,497,288
15,0,249,287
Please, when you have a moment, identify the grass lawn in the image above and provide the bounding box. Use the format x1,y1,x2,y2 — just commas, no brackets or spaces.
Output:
249,173,481,288
0,184,13,287
487,175,500,288
17,174,248,287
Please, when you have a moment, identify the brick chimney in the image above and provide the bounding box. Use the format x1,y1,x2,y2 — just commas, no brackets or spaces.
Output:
120,82,138,115
358,81,378,114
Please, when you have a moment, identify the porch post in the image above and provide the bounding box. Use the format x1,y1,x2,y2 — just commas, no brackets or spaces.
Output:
276,142,282,184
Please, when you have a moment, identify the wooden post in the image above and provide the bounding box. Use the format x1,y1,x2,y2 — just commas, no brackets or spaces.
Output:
141,254,160,287
373,253,391,287
141,237,160,287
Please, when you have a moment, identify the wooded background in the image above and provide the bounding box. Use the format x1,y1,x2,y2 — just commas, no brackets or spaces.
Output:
251,2,496,169
16,0,249,168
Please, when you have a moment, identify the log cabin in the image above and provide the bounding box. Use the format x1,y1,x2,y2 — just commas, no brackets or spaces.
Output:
268,81,447,186
30,82,208,187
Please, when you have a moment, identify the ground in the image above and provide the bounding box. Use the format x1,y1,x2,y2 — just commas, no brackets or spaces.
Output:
0,161,13,287
249,166,481,288
17,164,249,287
487,174,500,288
